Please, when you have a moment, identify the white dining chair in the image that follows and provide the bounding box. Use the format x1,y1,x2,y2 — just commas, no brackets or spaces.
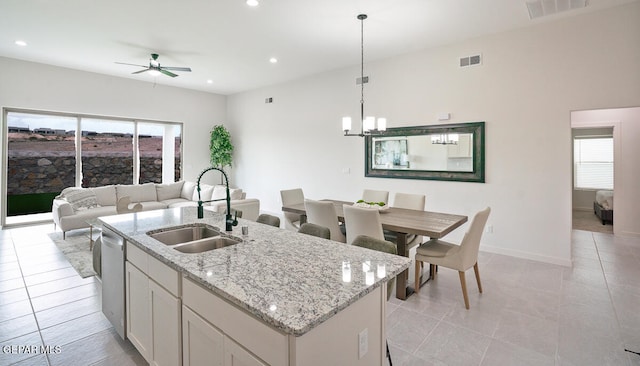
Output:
256,213,280,228
414,207,491,309
362,189,389,205
392,192,425,211
343,204,384,245
387,192,426,249
280,188,305,231
298,223,331,239
305,199,346,242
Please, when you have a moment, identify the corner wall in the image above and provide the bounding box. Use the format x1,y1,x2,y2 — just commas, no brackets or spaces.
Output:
227,3,640,265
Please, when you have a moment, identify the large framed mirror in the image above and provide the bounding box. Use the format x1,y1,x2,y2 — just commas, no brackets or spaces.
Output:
365,121,485,182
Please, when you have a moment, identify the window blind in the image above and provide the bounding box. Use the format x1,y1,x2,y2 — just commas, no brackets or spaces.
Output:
573,137,613,190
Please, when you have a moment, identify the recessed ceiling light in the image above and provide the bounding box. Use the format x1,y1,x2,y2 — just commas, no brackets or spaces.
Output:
246,0,259,7
269,57,278,64
15,40,27,47
207,80,213,84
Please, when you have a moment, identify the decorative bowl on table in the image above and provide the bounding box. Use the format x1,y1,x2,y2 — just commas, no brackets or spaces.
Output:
354,200,389,212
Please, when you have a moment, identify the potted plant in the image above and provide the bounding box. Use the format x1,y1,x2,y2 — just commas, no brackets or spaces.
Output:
209,125,234,170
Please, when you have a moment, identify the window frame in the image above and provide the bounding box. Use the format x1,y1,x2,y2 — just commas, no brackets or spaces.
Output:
1,107,183,225
573,135,614,191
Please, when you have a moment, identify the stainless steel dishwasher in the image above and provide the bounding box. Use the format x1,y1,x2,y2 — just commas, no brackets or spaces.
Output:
101,226,126,339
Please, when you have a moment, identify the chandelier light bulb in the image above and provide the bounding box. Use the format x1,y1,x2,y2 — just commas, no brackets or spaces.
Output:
377,118,387,131
342,117,352,131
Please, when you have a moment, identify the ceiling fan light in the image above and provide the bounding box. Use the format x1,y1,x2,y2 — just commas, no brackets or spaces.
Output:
148,69,161,77
246,0,259,6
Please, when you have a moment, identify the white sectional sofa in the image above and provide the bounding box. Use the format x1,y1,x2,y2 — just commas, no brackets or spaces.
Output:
52,181,260,238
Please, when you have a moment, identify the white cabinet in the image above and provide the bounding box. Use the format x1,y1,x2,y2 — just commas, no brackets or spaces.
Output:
224,337,267,366
182,277,384,366
182,306,224,366
182,303,266,366
126,243,181,366
125,262,151,360
149,280,181,366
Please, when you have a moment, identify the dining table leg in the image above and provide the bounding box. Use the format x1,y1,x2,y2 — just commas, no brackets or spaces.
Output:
394,232,412,300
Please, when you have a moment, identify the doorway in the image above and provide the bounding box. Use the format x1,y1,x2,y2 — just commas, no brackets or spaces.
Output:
571,126,614,234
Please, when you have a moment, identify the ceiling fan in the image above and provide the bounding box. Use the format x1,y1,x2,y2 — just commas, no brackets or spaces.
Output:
115,53,191,78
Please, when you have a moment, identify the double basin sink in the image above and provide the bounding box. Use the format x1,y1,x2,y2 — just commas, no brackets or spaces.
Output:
147,224,240,254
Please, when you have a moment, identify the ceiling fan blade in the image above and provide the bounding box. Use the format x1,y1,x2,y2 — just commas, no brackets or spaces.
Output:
131,69,149,75
162,66,192,72
115,62,148,68
160,69,178,78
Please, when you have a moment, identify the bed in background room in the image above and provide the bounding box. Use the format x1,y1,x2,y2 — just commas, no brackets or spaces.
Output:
594,190,614,225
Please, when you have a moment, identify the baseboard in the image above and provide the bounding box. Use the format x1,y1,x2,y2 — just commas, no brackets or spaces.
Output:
480,244,572,267
572,207,593,212
616,230,640,238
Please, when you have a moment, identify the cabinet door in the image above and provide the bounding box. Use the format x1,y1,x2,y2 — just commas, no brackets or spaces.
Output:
224,337,267,366
126,262,151,361
149,280,182,366
182,306,224,366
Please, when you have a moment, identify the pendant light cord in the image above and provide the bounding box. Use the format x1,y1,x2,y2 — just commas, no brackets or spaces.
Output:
360,14,365,125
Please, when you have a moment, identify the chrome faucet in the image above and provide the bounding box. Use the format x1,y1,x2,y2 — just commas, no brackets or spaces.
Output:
196,167,238,231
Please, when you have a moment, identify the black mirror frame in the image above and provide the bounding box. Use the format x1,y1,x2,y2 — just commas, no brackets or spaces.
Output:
365,121,485,183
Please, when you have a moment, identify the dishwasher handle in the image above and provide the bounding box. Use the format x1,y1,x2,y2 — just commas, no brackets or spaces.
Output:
102,231,124,251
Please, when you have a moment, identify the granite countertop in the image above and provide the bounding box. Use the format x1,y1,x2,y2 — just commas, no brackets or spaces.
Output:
99,207,411,336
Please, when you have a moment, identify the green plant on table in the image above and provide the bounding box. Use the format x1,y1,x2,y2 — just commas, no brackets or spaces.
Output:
356,200,386,206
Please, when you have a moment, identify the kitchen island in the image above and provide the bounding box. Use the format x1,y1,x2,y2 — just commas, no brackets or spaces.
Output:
99,207,411,366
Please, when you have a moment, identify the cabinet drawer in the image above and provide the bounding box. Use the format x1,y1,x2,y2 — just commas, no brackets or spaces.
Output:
182,278,288,366
126,242,148,273
148,255,180,297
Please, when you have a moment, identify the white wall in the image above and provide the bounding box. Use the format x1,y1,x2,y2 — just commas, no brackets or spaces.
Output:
0,56,226,184
572,107,640,237
228,3,640,266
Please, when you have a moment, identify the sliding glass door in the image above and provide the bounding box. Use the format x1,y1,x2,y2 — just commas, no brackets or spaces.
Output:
5,112,77,219
81,118,135,187
2,108,183,226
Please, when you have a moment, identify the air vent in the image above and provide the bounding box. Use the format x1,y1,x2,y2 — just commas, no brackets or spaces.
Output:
459,54,482,68
526,0,588,19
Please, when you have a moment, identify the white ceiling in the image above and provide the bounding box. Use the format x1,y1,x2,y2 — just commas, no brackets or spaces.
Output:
1,0,635,95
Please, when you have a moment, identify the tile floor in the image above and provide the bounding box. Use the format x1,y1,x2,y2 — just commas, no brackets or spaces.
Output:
1,224,639,365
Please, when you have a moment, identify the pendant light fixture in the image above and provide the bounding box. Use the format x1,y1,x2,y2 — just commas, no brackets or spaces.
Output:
431,133,459,145
343,14,388,137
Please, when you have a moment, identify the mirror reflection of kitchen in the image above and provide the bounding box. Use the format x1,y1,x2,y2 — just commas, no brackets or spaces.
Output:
372,133,474,172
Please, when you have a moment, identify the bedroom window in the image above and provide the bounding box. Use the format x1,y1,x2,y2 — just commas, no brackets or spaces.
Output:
573,136,613,190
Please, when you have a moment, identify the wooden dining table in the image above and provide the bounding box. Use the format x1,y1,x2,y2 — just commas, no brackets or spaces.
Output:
281,199,468,300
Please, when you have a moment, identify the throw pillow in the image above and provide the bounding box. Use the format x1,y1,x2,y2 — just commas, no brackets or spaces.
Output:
181,181,196,200
211,185,227,201
57,187,99,211
156,181,185,201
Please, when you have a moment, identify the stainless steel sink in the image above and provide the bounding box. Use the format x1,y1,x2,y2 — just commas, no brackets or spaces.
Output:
147,224,241,254
172,237,240,253
148,224,220,245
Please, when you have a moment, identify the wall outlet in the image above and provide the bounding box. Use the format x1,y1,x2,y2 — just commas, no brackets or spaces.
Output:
358,328,368,359
486,225,494,233
342,167,350,174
